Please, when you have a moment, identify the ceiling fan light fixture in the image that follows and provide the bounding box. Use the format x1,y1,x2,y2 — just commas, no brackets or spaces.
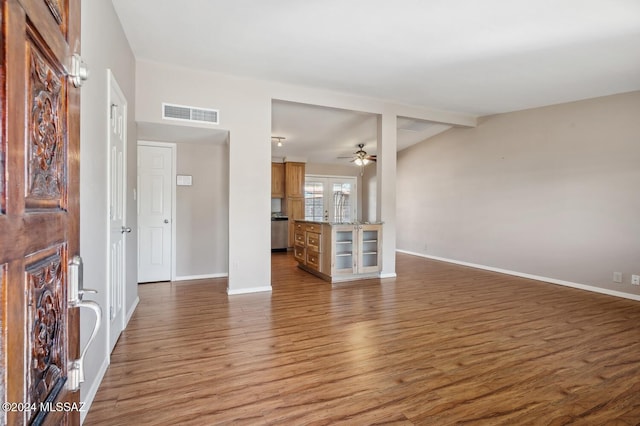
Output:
337,143,376,166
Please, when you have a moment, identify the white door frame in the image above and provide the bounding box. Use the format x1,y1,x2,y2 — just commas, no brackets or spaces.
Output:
106,69,127,353
137,140,177,281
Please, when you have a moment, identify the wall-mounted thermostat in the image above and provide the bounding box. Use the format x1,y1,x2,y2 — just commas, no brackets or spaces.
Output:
177,175,193,186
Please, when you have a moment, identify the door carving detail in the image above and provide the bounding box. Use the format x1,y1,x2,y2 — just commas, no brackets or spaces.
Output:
2,0,80,423
26,247,67,423
44,0,64,27
27,44,67,209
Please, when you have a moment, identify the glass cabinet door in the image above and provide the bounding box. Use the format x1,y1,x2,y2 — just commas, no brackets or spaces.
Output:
357,225,381,273
332,225,356,274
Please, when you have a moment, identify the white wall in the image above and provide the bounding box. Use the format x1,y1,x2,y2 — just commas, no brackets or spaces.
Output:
397,91,640,297
80,0,136,419
175,142,229,278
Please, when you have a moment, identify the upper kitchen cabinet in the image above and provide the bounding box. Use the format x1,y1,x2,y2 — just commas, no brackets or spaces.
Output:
283,162,305,247
271,162,285,198
285,162,305,197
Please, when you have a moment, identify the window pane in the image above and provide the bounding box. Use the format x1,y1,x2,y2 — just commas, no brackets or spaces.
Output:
304,181,324,221
332,183,352,223
304,176,357,223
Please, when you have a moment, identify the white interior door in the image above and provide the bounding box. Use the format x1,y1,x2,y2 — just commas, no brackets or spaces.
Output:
138,143,173,282
108,71,127,351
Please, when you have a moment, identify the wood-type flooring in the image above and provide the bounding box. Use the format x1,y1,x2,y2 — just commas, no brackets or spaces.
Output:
85,252,640,425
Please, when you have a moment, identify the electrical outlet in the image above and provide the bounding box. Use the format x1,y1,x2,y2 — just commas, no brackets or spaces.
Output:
632,275,640,286
613,272,623,283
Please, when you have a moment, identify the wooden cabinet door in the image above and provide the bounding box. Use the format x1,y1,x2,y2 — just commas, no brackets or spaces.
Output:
0,0,82,424
285,162,305,197
286,198,304,247
271,162,284,198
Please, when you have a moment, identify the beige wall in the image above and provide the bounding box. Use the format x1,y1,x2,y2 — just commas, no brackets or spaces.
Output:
80,0,137,417
397,91,640,296
361,164,377,222
135,60,471,290
305,162,361,177
175,142,229,278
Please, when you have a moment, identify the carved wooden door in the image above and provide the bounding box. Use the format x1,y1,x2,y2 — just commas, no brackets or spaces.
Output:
0,0,81,425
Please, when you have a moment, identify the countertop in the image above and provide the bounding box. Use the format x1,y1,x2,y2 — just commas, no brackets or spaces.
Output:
294,219,383,226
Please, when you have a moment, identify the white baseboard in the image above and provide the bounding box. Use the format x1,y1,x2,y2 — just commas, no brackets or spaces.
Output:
80,355,109,425
125,296,139,327
397,249,640,302
379,272,397,279
227,286,272,295
174,273,228,281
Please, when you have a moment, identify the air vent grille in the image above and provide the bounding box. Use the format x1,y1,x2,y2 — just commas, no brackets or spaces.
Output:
162,103,219,124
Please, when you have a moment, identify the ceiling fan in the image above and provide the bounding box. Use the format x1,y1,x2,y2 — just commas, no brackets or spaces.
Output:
338,144,377,166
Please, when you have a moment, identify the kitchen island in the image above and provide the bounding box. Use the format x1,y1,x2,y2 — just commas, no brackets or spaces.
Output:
293,220,383,282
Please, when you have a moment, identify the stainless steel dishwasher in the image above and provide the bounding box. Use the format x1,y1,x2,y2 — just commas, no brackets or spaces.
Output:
271,216,289,251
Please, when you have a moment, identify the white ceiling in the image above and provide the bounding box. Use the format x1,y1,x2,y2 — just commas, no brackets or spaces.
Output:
271,101,452,164
112,0,640,163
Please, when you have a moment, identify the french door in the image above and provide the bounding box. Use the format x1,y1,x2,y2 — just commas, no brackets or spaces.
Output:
304,176,357,223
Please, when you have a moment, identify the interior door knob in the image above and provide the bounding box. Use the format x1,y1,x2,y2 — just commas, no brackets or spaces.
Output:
164,219,169,224
121,226,132,233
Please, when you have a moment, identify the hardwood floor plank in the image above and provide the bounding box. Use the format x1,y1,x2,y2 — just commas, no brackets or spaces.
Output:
84,253,640,425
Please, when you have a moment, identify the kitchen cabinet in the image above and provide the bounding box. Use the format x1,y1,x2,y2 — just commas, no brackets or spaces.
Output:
271,162,285,198
293,220,382,282
284,162,305,247
294,221,330,275
285,162,305,197
331,224,382,278
287,198,305,247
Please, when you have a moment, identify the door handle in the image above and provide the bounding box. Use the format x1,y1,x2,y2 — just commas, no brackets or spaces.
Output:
121,226,132,233
67,255,102,392
69,54,90,88
164,219,169,224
